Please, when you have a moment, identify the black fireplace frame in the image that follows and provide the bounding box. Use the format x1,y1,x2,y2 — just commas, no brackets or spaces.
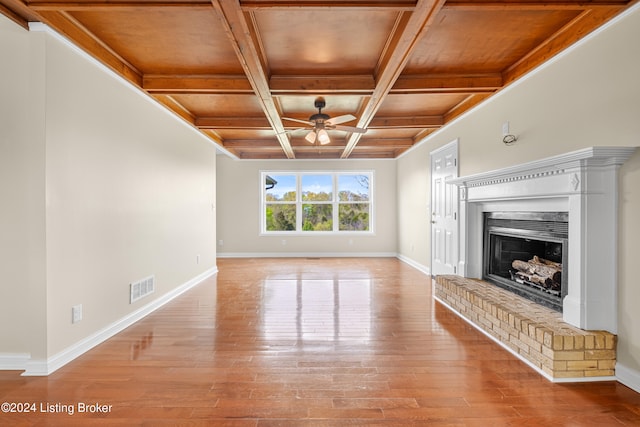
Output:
483,211,568,312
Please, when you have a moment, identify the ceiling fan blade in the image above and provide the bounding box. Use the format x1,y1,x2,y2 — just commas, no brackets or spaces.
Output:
282,117,313,126
333,124,367,134
286,127,309,135
326,114,356,125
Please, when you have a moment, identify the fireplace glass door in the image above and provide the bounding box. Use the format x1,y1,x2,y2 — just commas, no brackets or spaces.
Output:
483,212,568,311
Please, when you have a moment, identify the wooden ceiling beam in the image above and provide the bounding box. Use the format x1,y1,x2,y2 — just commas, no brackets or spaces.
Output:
196,117,271,129
153,95,196,123
28,2,213,11
368,115,443,129
294,144,346,150
268,73,501,95
197,115,443,130
198,116,332,130
238,151,289,159
442,1,630,11
26,0,556,12
444,93,492,122
211,0,295,158
221,139,412,151
240,1,417,11
142,72,500,97
269,75,376,94
347,150,397,159
221,139,282,149
143,75,254,94
341,0,446,158
357,138,414,148
412,128,436,143
0,1,33,28
294,153,343,160
392,73,502,93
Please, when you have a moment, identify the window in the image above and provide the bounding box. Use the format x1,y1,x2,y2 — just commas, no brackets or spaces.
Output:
262,171,373,233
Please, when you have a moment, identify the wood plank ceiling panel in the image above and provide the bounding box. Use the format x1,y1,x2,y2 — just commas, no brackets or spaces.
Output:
404,8,583,74
67,8,242,74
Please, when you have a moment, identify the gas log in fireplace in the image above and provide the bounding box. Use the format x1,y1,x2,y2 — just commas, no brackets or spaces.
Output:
483,212,568,312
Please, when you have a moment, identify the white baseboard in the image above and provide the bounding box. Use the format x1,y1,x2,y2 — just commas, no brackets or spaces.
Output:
0,353,31,371
396,254,430,276
217,252,398,258
616,363,640,393
21,266,218,376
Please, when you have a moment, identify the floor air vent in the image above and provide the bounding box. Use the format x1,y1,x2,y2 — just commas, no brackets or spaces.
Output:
130,275,155,304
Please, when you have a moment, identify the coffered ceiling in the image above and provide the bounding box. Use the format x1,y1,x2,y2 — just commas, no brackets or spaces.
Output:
1,1,634,159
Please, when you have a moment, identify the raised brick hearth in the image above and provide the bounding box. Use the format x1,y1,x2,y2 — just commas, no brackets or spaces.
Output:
434,275,616,381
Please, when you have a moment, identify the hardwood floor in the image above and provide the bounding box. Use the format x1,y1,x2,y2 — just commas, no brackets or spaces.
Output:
1,258,639,426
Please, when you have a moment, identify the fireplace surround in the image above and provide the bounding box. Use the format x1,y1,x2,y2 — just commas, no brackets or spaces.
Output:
433,147,636,381
449,146,636,334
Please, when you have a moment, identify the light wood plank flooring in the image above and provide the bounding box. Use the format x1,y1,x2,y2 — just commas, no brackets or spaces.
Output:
1,258,639,426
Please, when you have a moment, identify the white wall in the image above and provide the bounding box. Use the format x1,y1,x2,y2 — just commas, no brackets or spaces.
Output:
0,16,217,371
397,4,640,389
0,17,48,364
396,142,432,273
216,156,397,256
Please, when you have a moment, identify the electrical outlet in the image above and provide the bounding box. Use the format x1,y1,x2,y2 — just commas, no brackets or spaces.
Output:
72,304,82,324
218,239,224,246
196,254,200,264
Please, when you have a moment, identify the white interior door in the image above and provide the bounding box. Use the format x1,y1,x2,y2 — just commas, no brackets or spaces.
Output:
430,141,459,276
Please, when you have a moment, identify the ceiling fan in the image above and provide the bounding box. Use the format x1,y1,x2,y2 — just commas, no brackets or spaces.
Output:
282,97,367,145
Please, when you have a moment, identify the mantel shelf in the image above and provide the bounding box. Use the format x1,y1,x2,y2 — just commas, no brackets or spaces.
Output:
450,146,637,189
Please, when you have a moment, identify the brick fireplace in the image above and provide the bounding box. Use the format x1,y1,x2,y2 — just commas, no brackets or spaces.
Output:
435,275,617,380
435,146,636,381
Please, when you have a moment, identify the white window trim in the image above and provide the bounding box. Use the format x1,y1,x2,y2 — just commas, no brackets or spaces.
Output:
260,170,374,235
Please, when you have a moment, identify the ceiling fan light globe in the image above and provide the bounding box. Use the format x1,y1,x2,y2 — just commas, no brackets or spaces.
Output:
305,131,317,144
317,129,330,144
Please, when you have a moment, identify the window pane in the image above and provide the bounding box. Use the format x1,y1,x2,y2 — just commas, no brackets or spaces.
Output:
338,174,369,201
302,204,333,231
302,175,332,201
339,203,369,231
266,174,296,201
266,204,296,231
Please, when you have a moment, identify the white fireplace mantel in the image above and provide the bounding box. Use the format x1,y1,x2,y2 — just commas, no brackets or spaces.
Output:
450,146,637,333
